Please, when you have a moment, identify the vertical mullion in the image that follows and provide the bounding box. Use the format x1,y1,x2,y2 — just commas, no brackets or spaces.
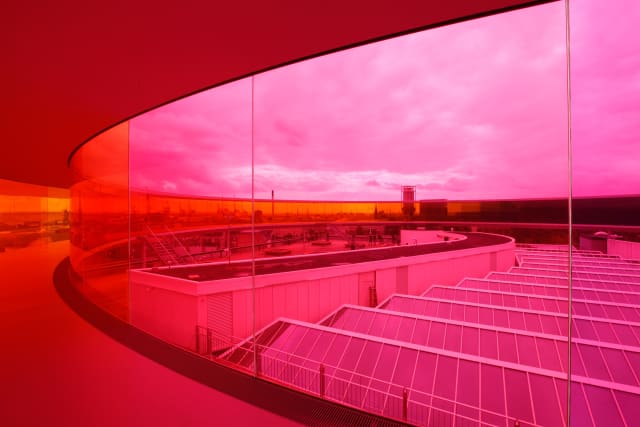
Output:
251,75,257,377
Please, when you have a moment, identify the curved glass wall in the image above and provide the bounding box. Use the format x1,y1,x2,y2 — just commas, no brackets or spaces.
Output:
68,1,640,425
69,122,130,319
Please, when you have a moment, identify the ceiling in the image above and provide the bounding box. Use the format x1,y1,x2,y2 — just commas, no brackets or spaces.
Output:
3,0,546,189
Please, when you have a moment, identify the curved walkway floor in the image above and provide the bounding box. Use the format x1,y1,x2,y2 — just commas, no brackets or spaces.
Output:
0,242,302,427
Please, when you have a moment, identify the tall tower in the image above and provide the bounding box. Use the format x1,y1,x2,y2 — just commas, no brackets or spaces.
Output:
401,186,416,217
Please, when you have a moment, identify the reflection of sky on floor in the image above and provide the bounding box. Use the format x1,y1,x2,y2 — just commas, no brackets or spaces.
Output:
0,242,302,427
130,1,638,202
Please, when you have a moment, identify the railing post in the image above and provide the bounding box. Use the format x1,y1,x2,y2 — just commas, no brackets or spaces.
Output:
402,388,408,422
206,328,212,356
255,344,262,376
319,364,325,398
195,325,200,354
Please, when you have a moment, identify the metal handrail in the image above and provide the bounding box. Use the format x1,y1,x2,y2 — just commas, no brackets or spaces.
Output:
224,342,536,427
195,325,244,355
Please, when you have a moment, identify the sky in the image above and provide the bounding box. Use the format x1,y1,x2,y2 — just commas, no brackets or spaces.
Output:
129,1,639,202
569,0,640,197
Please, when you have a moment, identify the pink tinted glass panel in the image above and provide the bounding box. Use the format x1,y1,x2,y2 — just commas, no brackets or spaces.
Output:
570,0,640,419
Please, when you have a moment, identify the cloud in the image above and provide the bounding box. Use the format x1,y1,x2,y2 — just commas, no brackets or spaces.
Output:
161,180,177,192
569,0,640,197
128,1,638,201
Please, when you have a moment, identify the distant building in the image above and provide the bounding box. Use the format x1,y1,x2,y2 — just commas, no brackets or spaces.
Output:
418,199,448,221
401,186,416,217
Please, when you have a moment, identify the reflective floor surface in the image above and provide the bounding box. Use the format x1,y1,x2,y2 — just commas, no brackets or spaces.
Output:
0,242,303,427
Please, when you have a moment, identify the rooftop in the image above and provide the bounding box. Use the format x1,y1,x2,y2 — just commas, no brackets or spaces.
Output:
220,246,640,426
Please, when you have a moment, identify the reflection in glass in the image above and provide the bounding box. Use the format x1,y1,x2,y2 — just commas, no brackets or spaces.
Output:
248,2,569,425
69,122,129,319
0,179,70,253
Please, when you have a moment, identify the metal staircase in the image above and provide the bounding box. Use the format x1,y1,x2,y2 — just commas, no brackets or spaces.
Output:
161,225,195,264
144,226,180,266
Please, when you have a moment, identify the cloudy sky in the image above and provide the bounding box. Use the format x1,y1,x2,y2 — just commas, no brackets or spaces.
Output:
130,1,639,201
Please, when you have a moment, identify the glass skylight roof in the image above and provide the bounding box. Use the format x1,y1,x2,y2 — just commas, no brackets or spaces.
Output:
515,250,620,259
487,272,640,294
509,267,640,285
456,277,640,305
379,293,569,335
319,305,640,388
379,293,640,347
221,317,637,427
220,247,640,425
520,262,640,276
421,285,640,323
